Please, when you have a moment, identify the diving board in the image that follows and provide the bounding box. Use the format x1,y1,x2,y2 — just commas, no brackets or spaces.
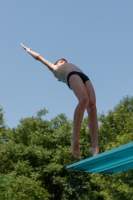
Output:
66,142,133,174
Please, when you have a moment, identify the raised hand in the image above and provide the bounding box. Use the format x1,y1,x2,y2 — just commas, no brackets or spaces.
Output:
20,43,54,70
20,43,40,59
20,43,31,52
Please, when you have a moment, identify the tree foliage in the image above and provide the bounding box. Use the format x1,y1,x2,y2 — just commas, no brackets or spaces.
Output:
0,96,133,199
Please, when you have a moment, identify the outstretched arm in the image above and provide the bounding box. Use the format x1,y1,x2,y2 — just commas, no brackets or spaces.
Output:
20,43,56,72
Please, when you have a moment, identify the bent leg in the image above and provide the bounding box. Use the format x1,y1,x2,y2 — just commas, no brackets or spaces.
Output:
85,81,99,155
69,75,89,158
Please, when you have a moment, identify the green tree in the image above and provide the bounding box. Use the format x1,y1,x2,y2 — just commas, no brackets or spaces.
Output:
58,96,133,200
1,96,133,200
0,107,6,142
0,108,50,200
88,96,133,200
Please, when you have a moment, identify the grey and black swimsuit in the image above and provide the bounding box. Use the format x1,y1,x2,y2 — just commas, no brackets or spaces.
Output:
67,71,90,89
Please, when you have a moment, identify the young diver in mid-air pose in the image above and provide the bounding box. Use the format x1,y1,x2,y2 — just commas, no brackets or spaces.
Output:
20,43,99,159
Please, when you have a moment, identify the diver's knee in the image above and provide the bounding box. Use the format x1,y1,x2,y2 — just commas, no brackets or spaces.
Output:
80,97,89,108
87,104,97,113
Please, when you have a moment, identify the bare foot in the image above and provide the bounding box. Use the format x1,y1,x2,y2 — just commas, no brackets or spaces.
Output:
89,147,99,156
71,140,81,159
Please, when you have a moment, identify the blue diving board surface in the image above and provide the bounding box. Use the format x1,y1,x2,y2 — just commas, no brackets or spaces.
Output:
66,142,133,174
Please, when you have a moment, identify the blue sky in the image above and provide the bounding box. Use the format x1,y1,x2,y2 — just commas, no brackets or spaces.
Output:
0,1,133,128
